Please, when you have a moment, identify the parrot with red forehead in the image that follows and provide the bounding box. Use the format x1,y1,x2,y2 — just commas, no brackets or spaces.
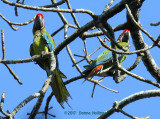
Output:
83,30,130,78
30,13,71,108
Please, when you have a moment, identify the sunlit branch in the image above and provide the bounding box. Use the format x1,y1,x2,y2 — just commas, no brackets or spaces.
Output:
0,13,35,30
103,0,115,12
2,0,95,17
42,0,65,8
97,90,160,119
66,0,80,28
1,29,22,84
125,4,159,47
82,23,128,38
118,66,160,88
99,38,156,55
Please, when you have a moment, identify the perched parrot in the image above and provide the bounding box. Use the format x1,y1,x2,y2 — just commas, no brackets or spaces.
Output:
83,30,130,78
30,13,71,108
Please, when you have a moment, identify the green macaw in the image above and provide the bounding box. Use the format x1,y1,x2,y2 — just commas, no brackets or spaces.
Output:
30,13,71,108
83,30,130,78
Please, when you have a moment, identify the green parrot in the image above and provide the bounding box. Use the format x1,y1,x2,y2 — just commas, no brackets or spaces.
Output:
30,13,71,108
83,30,130,78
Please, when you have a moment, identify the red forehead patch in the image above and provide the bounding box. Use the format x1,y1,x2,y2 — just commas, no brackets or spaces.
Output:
123,29,130,33
35,13,44,19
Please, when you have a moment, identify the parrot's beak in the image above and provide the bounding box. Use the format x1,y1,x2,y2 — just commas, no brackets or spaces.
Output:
122,31,130,43
34,15,44,30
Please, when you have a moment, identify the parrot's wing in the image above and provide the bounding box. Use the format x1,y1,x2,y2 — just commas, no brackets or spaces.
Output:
42,32,56,52
83,65,90,69
95,51,120,65
30,44,34,57
59,70,67,79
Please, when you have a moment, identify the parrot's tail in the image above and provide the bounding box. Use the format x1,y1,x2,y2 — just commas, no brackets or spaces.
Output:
50,69,71,108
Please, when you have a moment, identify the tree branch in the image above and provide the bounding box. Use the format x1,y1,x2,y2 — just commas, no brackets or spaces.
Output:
126,0,160,83
97,90,160,119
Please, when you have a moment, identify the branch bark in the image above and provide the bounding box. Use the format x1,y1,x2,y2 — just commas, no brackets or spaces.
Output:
126,1,160,83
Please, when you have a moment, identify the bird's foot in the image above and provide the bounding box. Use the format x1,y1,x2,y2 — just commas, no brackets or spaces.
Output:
41,51,47,58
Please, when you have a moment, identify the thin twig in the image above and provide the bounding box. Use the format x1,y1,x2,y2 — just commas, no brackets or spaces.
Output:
42,0,65,8
126,55,143,71
125,4,158,46
118,66,160,88
0,92,11,117
2,0,95,17
1,29,5,60
66,45,83,75
150,21,160,26
91,83,96,98
103,0,115,12
72,37,105,67
83,39,91,63
1,29,22,84
0,13,35,30
98,24,127,51
118,109,150,119
116,55,143,83
99,38,157,55
82,23,128,38
44,92,54,119
51,0,68,24
29,73,53,118
65,0,80,28
51,25,64,37
4,63,22,84
89,78,119,93
14,0,20,16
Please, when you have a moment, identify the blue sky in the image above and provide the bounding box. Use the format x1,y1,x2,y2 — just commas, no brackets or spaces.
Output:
0,0,160,119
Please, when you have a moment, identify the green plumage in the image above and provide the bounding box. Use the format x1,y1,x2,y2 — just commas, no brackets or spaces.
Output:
83,30,130,78
84,42,129,77
30,14,70,107
97,42,129,77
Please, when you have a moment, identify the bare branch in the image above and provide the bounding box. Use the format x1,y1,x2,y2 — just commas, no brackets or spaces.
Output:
126,1,160,83
125,4,159,47
0,92,11,117
42,0,65,8
99,38,157,55
51,0,68,24
11,93,40,117
150,21,160,26
66,45,83,75
66,0,80,28
51,25,64,37
2,0,95,17
97,90,160,119
0,13,35,30
29,52,56,119
102,22,120,82
103,0,115,12
14,0,20,16
98,23,127,51
44,92,54,119
118,66,160,88
1,29,22,84
3,63,22,85
1,29,5,60
82,23,128,38
0,53,52,64
118,108,150,119
88,78,119,93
